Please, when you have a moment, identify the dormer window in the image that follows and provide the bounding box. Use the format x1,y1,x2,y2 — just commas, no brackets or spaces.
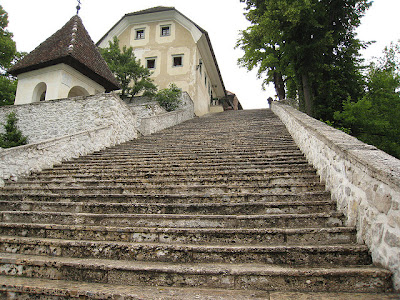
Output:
135,28,145,40
161,25,171,37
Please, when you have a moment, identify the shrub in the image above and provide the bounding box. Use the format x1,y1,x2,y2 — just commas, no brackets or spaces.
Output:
155,84,182,112
0,112,28,148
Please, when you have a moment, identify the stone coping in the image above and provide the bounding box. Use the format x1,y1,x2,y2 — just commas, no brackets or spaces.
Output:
272,103,400,190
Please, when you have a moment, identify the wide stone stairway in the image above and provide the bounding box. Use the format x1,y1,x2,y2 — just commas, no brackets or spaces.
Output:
0,109,395,299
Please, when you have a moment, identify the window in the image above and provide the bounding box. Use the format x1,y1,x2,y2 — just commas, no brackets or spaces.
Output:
146,57,156,69
161,25,171,37
135,28,145,40
173,55,183,67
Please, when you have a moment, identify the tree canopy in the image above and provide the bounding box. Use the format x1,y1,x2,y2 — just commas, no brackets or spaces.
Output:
0,5,18,106
237,0,370,120
99,37,157,99
334,42,400,159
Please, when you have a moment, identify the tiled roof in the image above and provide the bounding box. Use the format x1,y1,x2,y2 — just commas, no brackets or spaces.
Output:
9,15,120,91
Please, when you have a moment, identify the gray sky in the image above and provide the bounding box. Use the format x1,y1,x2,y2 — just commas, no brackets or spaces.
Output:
2,0,400,109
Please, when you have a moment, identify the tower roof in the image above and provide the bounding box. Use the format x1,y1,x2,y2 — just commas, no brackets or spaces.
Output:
9,15,120,92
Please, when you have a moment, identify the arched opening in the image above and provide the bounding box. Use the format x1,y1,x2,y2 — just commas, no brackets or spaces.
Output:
68,86,90,98
32,82,47,103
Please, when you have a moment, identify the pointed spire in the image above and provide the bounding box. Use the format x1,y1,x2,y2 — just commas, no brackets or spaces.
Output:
76,0,81,15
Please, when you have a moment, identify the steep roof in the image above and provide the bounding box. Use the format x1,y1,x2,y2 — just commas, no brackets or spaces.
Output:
9,15,120,92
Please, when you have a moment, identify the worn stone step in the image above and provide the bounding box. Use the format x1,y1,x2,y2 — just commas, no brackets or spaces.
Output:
0,253,392,292
1,276,399,300
0,191,331,204
0,275,274,300
0,236,372,266
0,223,358,245
35,164,317,177
0,211,345,228
4,174,322,189
0,199,335,215
20,169,319,183
0,182,326,196
52,158,308,170
4,177,323,192
81,149,304,160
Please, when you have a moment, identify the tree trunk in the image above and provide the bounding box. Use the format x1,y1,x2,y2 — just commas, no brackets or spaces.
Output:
274,72,286,100
302,73,313,116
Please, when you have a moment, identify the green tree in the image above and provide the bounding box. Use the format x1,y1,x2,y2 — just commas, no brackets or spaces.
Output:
100,37,157,99
334,42,400,158
0,5,19,106
237,0,370,119
155,83,182,112
0,112,28,148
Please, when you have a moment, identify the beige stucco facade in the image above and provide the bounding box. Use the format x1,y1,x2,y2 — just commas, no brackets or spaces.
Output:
98,8,226,116
14,64,105,105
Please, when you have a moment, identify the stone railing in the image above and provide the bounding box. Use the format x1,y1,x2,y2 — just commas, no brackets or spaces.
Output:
0,125,114,185
271,101,400,290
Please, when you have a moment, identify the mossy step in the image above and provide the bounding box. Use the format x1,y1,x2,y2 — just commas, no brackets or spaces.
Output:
0,253,392,292
0,199,335,215
0,236,372,266
0,191,331,204
0,211,345,228
0,223,357,245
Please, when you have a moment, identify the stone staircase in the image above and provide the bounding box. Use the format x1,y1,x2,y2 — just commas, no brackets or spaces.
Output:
0,109,394,299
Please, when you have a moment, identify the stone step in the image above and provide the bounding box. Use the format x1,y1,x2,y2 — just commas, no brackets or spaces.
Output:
0,199,335,215
20,169,319,183
0,182,326,196
0,223,358,245
35,164,317,177
0,253,392,292
0,275,273,300
0,211,345,228
0,236,372,266
1,276,398,300
0,191,331,204
81,149,304,160
5,175,320,191
4,174,322,189
49,159,310,171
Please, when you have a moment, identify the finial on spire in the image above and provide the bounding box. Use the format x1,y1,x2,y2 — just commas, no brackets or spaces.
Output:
76,0,81,15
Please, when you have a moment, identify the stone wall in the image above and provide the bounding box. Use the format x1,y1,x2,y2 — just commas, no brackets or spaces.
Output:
271,102,400,290
0,92,195,186
0,125,114,184
137,92,194,136
0,93,137,185
0,93,136,144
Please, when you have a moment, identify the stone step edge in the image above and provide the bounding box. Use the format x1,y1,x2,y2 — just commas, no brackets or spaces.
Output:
0,235,367,253
0,211,343,220
0,222,356,234
0,252,389,277
0,275,272,300
0,199,335,208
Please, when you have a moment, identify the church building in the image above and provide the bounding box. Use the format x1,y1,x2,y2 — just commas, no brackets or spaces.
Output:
97,6,226,116
9,15,120,105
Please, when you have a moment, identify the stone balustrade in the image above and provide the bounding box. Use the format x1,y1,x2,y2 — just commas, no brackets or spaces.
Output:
271,101,400,289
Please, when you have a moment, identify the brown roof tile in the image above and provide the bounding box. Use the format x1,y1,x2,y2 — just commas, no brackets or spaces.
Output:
9,15,120,91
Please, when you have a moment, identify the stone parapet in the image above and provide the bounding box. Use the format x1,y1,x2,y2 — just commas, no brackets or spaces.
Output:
271,102,400,290
138,92,194,136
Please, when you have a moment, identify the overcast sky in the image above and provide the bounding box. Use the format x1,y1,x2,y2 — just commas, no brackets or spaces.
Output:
2,0,400,109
